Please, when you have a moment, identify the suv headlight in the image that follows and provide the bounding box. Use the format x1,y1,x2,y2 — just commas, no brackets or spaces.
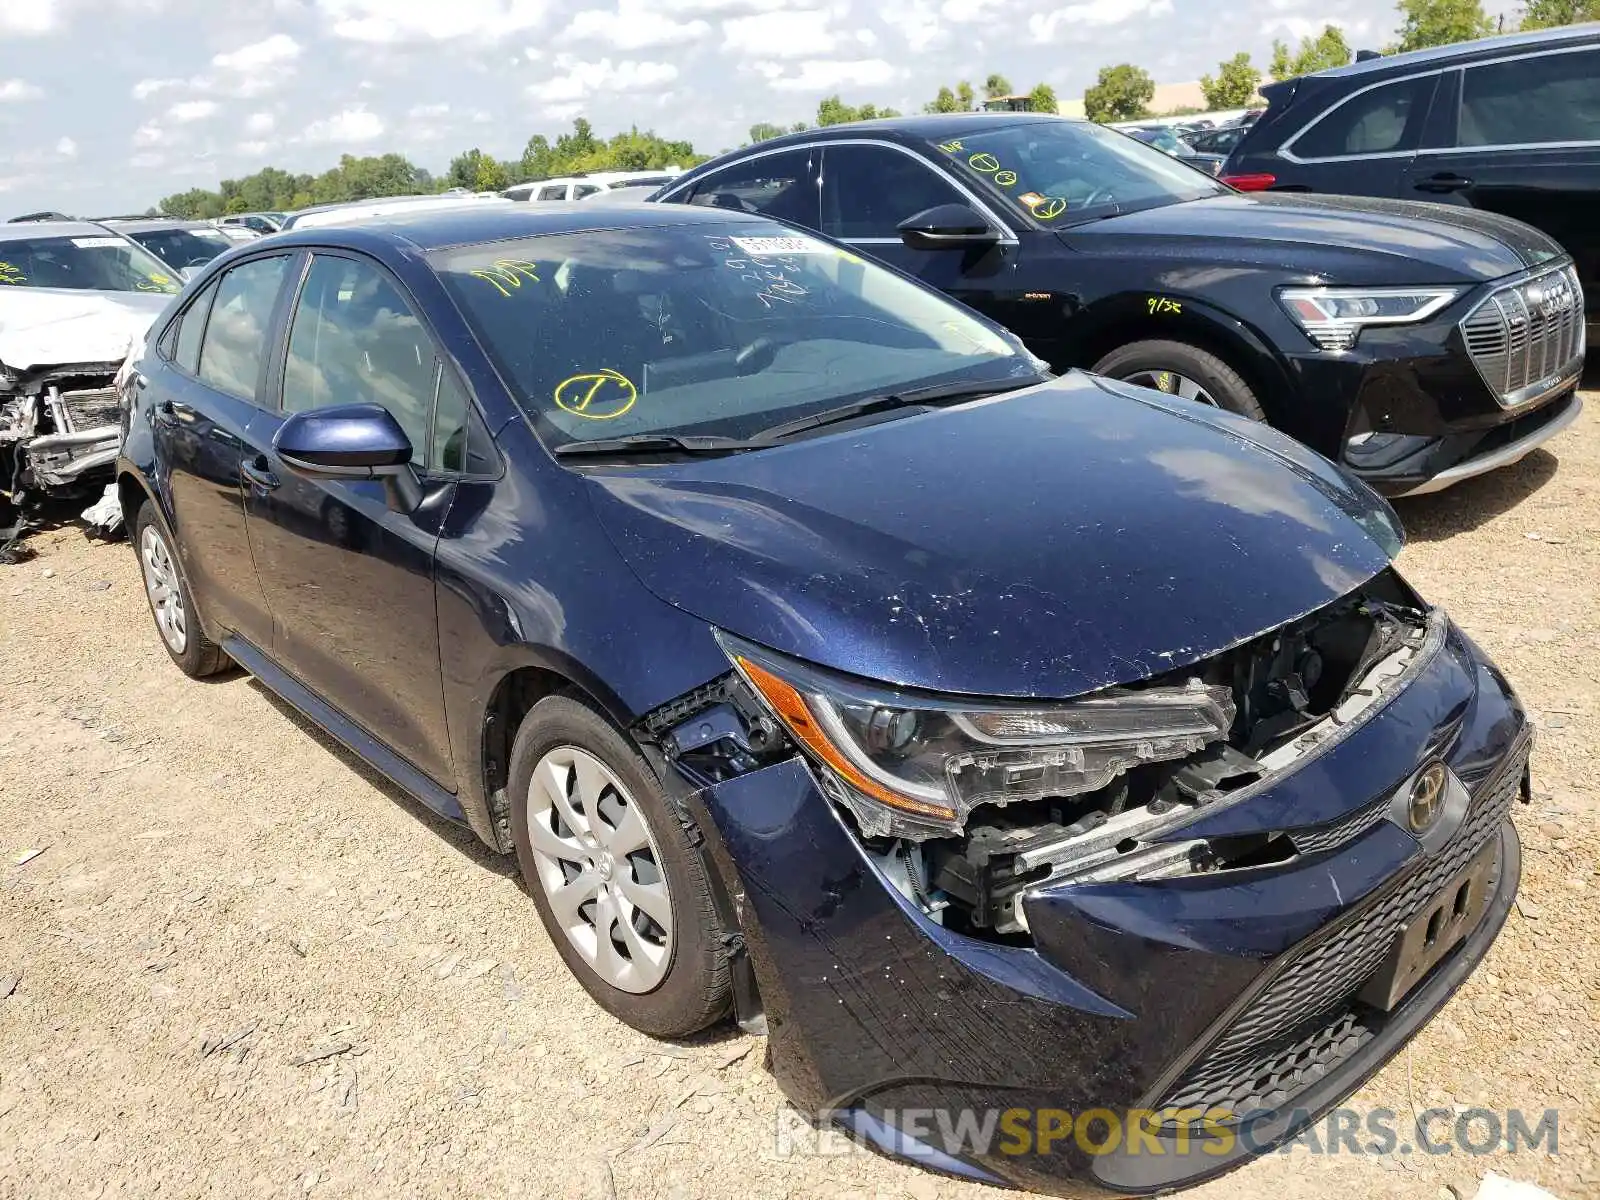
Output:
720,633,1235,840
1278,286,1460,352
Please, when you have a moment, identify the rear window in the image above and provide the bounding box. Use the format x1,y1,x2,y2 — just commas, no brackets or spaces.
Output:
431,220,1026,450
1290,75,1434,159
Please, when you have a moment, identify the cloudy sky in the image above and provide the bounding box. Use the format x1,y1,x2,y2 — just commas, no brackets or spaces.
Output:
0,0,1522,216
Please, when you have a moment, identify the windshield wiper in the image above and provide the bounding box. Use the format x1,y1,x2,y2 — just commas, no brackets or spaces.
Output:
750,376,1043,443
552,433,766,459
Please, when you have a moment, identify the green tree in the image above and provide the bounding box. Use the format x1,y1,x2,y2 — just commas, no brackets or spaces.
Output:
446,148,509,192
816,94,901,126
1394,0,1493,51
1269,25,1353,78
1520,0,1600,26
925,85,962,113
748,121,788,143
983,73,1012,100
1200,51,1262,108
518,134,555,181
957,81,976,110
1083,64,1155,123
1027,82,1058,113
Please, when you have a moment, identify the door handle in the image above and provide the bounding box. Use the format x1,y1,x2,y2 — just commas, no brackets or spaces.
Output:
1415,173,1473,194
241,455,280,492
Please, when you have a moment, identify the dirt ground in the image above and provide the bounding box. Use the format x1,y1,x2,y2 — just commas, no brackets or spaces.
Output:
2,401,1597,1200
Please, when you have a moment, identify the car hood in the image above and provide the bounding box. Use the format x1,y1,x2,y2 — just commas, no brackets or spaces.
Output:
1069,192,1565,284
0,287,170,374
585,373,1400,700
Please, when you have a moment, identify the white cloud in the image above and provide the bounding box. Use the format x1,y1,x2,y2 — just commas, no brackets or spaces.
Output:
1029,0,1173,39
213,34,303,71
237,140,271,157
722,10,835,58
168,99,218,123
315,0,550,42
562,2,710,50
0,79,43,102
55,136,76,158
940,0,1004,21
526,54,679,106
0,0,56,35
131,77,184,101
245,111,276,134
1270,14,1359,37
302,106,385,144
881,1,947,52
761,58,899,91
408,102,451,118
132,122,167,149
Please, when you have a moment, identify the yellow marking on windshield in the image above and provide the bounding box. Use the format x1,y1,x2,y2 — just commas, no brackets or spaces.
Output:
993,170,1017,187
136,273,179,293
554,369,637,420
470,259,542,298
967,153,1001,174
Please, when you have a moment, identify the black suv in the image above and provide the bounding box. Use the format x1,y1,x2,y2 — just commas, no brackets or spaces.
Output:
1222,25,1600,321
655,113,1584,496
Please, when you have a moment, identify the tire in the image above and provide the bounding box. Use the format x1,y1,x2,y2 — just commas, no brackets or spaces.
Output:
1092,339,1267,422
133,500,231,678
509,694,731,1038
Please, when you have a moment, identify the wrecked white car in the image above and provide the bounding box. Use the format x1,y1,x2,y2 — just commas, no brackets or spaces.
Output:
0,221,178,542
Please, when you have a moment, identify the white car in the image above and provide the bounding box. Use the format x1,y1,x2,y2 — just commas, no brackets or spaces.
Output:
280,193,512,231
503,169,682,202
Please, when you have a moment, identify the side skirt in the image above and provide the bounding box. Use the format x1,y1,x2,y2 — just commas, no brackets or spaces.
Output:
223,635,467,826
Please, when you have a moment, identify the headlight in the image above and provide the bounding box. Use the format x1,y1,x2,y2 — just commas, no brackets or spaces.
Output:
1278,286,1460,351
720,633,1235,840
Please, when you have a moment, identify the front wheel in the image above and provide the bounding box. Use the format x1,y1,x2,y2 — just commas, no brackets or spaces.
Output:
1092,339,1267,422
509,695,731,1038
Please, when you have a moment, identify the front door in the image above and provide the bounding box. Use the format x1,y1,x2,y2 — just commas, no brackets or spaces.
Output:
240,251,457,787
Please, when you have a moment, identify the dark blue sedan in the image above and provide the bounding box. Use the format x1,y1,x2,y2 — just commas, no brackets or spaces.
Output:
115,204,1528,1195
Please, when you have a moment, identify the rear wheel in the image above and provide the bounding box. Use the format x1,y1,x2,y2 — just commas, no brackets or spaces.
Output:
1092,339,1267,422
509,695,730,1037
134,501,230,678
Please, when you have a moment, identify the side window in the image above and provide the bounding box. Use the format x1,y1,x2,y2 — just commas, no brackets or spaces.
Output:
1293,75,1435,159
430,365,496,476
538,184,568,201
172,277,218,374
197,255,290,402
821,144,969,239
573,183,601,198
283,254,436,462
1460,50,1600,147
683,148,820,229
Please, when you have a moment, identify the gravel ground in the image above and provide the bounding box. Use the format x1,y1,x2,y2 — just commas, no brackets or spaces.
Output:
1,402,1597,1200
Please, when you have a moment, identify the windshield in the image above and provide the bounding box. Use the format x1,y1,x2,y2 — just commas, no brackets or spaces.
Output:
0,233,181,294
928,119,1227,226
433,220,1031,450
129,227,235,271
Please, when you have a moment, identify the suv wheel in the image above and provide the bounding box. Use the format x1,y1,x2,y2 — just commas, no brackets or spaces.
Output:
134,500,231,678
1092,339,1267,422
509,695,731,1037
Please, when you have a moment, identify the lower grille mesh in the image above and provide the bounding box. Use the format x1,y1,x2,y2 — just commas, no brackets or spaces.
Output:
1158,742,1526,1118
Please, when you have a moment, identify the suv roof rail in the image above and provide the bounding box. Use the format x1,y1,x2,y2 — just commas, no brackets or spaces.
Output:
1355,49,1383,61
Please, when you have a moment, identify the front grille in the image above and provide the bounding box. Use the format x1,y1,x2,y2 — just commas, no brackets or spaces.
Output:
1460,263,1585,407
1157,739,1527,1119
58,385,122,433
1287,796,1389,857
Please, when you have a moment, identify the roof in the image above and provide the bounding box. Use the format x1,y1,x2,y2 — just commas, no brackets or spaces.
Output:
1316,23,1600,79
264,199,774,253
99,218,222,232
0,220,122,242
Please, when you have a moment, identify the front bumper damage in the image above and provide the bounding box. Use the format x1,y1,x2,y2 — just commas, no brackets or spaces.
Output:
657,608,1529,1196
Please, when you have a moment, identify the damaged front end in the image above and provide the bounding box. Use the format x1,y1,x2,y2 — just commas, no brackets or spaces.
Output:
0,360,129,552
639,568,1528,1194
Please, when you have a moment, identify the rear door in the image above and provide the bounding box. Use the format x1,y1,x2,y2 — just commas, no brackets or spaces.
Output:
149,253,294,648
1405,47,1600,311
240,250,461,787
1278,72,1440,196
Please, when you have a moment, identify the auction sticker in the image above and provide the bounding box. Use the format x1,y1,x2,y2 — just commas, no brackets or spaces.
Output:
72,237,125,248
730,236,829,256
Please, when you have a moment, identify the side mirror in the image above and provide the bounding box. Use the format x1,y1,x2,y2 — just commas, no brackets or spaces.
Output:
274,403,422,512
897,203,1000,252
